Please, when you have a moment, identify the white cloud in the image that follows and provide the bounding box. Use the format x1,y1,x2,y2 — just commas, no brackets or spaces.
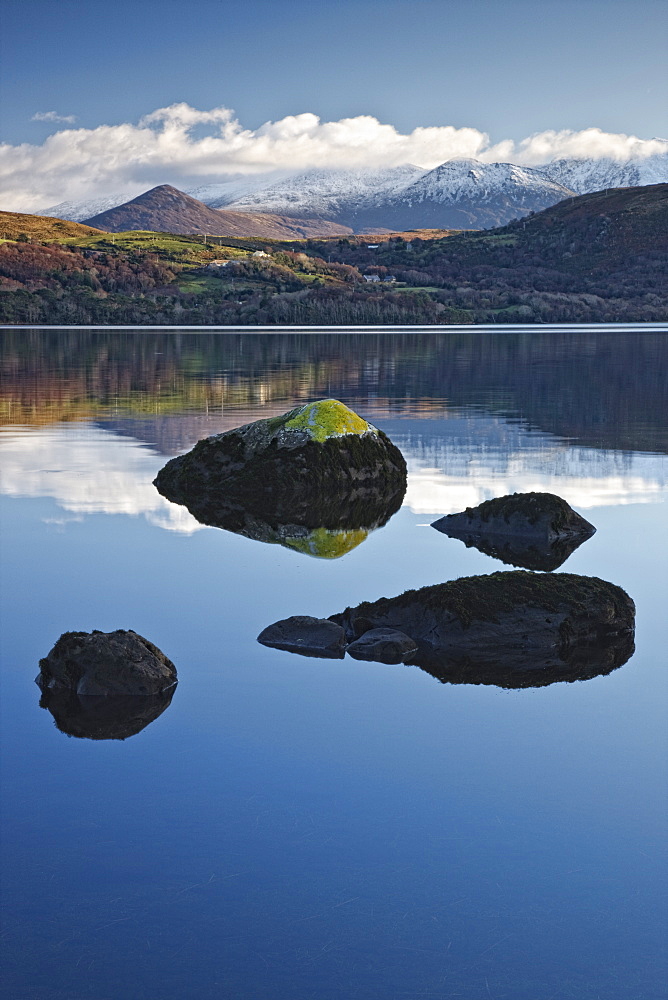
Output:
31,111,77,124
1,104,665,212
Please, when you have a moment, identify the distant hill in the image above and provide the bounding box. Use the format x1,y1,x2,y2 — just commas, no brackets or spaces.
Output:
0,211,104,242
83,185,352,238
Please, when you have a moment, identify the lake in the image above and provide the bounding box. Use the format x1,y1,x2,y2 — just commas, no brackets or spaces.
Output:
1,328,666,999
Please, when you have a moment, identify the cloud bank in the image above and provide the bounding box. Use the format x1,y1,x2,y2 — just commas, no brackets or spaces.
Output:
2,103,665,213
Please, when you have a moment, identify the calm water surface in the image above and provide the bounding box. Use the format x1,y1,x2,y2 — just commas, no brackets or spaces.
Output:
1,329,667,999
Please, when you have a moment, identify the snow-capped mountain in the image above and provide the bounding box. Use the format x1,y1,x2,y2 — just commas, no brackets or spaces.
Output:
37,149,668,231
185,172,290,208
225,165,426,218
402,159,572,205
40,194,135,222
541,150,668,194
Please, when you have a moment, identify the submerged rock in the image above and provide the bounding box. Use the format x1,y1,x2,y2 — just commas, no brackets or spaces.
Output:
36,630,177,697
153,400,407,547
257,616,347,658
39,687,176,741
329,571,635,687
347,628,418,664
432,493,595,571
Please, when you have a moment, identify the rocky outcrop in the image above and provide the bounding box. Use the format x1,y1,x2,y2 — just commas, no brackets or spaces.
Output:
257,616,347,658
154,400,407,549
36,630,177,697
39,688,176,740
330,571,635,686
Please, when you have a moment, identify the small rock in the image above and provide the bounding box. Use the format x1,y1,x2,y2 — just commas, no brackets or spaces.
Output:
257,616,346,658
432,492,595,546
347,628,418,664
36,630,177,697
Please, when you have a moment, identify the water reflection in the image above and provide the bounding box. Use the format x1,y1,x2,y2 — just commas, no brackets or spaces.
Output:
39,687,176,740
1,420,665,535
1,329,667,453
431,528,593,571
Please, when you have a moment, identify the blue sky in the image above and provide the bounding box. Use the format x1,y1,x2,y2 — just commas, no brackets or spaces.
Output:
1,0,666,212
2,0,666,145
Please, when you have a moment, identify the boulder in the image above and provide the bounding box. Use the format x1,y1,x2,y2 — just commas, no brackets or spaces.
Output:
257,616,347,658
330,571,635,687
36,630,177,697
39,688,176,741
347,628,418,664
153,400,407,538
432,494,595,571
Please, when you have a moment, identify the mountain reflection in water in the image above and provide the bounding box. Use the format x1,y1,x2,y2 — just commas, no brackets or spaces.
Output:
2,329,667,453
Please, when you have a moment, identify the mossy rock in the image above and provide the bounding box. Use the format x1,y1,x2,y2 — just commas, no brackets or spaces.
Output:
329,571,635,687
154,399,407,539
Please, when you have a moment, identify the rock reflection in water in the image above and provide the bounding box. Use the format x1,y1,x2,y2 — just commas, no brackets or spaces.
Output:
431,492,596,571
434,530,593,572
170,498,401,558
39,687,176,740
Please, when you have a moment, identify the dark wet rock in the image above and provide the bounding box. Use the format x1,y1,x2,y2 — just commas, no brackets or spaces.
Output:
153,400,407,549
258,616,347,658
36,630,177,697
432,493,595,571
330,571,635,687
39,687,176,741
347,628,418,664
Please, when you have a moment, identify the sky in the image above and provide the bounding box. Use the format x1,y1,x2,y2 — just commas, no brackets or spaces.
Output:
1,0,666,211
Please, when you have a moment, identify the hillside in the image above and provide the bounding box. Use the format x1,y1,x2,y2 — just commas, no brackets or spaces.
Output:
83,185,352,238
1,184,666,326
0,211,105,242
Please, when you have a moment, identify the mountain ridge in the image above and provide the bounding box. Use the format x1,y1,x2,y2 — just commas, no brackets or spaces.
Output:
83,185,353,238
38,151,667,232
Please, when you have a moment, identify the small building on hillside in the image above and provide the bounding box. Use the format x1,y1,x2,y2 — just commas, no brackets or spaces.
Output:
383,275,397,283
206,260,231,271
252,250,270,258
363,274,381,283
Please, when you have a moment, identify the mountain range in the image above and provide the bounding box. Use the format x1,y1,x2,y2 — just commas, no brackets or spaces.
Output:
39,147,668,234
